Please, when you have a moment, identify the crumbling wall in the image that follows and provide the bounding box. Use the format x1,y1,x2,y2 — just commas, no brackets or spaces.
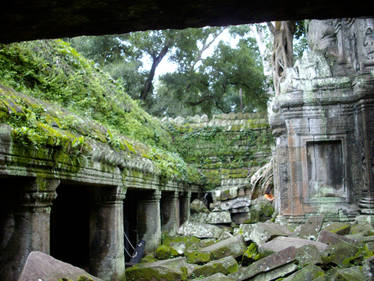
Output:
165,113,273,190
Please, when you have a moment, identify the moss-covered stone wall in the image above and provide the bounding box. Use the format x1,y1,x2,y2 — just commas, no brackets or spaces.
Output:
165,113,273,190
0,40,202,184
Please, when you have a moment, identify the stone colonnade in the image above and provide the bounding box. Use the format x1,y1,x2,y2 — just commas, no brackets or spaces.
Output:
0,177,193,281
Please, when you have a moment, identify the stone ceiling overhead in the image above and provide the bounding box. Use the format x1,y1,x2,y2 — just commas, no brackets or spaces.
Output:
1,0,374,43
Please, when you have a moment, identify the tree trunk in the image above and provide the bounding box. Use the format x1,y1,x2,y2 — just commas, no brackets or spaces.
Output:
140,44,170,100
268,21,296,95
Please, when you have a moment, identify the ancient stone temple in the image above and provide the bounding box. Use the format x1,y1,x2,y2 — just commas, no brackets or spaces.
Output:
270,18,374,222
0,42,201,281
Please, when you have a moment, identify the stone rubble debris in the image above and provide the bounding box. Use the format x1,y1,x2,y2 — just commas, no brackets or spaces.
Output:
126,213,374,281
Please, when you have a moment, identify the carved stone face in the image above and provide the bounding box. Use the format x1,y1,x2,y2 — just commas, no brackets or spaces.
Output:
363,19,374,61
308,20,338,56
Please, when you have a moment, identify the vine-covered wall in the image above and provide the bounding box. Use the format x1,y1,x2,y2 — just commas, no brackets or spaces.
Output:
166,113,273,190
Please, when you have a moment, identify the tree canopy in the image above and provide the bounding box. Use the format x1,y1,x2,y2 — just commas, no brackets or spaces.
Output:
67,26,268,117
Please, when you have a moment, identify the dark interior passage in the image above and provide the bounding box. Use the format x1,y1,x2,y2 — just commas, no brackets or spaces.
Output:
50,184,91,270
160,191,172,229
123,189,142,262
0,179,20,280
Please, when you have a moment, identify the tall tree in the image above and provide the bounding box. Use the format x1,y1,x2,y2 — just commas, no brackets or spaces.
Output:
266,21,307,95
152,34,267,117
68,25,267,116
267,21,296,95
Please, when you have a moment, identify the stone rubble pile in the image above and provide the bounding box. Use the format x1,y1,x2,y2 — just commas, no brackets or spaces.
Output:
125,214,374,281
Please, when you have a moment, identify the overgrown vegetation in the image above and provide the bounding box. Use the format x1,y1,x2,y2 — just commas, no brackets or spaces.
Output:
0,40,201,182
167,115,273,189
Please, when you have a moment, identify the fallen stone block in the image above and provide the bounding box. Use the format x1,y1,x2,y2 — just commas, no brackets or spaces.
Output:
218,231,233,240
177,221,223,239
185,250,211,264
155,245,179,260
199,239,217,248
200,235,247,260
251,262,298,281
251,197,274,220
191,199,209,213
317,230,354,245
295,244,322,266
163,235,201,256
334,266,367,281
18,251,102,281
125,257,188,281
260,236,328,253
214,197,251,211
228,246,296,281
293,215,324,239
216,187,239,201
239,222,292,244
282,264,325,281
190,272,235,281
190,213,209,223
206,211,231,224
231,212,251,224
230,206,250,213
322,221,351,235
191,256,238,277
321,241,360,266
350,222,374,236
362,256,374,280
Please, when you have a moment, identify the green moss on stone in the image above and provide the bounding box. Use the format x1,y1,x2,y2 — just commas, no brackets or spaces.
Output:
242,243,261,266
185,250,211,264
125,266,187,281
155,245,179,260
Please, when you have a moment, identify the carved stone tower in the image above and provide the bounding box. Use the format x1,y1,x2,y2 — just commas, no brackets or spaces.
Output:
270,18,374,222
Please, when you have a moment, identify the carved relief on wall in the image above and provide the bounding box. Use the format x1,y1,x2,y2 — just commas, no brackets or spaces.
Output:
359,18,374,70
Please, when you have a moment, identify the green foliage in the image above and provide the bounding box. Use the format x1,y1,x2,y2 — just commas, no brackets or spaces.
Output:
68,26,268,117
155,35,268,117
0,40,170,148
0,40,201,182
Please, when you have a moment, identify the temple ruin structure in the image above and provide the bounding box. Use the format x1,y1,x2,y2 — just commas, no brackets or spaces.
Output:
270,18,374,222
0,122,200,281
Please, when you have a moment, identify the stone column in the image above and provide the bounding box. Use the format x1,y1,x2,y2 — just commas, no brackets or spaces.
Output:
179,191,191,225
137,189,161,253
89,186,126,280
161,191,180,235
0,177,59,281
359,102,374,214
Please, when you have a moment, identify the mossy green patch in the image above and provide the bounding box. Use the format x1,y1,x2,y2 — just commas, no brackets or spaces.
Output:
185,250,211,264
166,116,273,190
0,40,202,182
192,256,238,277
155,245,179,260
242,243,261,266
125,266,187,281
